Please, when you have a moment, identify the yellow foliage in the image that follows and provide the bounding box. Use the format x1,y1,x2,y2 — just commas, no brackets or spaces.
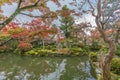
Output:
7,28,24,34
0,33,10,38
0,0,9,6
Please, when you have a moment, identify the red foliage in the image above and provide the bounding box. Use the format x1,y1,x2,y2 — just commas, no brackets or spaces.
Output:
18,41,33,51
29,18,42,26
28,18,58,39
1,22,19,33
1,19,58,44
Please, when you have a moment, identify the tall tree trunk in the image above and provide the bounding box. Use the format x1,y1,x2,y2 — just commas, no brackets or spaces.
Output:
96,18,116,80
88,0,117,79
102,41,116,80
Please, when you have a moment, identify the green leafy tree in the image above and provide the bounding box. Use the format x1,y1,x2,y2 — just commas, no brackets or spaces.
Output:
60,5,74,39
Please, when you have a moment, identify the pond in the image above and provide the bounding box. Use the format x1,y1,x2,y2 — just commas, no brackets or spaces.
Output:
0,53,96,80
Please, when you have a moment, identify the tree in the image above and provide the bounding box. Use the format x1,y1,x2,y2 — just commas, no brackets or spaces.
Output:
58,5,74,48
0,0,60,29
60,5,74,39
88,0,120,80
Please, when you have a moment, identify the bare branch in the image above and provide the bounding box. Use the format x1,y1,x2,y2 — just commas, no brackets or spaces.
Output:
17,0,23,8
97,0,101,18
88,0,96,17
34,0,40,6
20,12,41,18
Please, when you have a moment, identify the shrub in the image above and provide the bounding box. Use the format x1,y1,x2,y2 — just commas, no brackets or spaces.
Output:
0,45,7,53
25,49,54,56
89,52,98,62
99,45,108,54
18,41,33,52
69,48,85,56
90,42,100,51
6,39,19,51
111,58,120,75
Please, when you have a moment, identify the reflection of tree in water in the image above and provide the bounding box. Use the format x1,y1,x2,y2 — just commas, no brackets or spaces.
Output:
60,57,95,80
0,55,65,79
0,54,96,80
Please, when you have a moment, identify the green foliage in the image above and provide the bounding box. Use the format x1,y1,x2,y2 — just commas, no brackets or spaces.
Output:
111,58,120,75
62,5,69,10
7,39,18,49
83,45,90,52
89,52,98,62
116,44,120,56
60,5,74,38
13,49,21,54
69,48,87,56
0,49,5,53
25,48,55,56
90,42,100,51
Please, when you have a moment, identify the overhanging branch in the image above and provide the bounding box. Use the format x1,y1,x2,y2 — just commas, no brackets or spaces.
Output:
0,0,41,30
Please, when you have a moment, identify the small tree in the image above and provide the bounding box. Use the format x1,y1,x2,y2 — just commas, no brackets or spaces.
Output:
60,5,74,48
88,0,120,80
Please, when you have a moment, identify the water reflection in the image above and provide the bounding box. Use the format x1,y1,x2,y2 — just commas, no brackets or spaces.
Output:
0,54,96,80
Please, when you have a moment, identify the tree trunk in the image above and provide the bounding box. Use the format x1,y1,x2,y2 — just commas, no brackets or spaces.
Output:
42,39,45,49
95,18,116,80
115,28,120,43
102,41,116,80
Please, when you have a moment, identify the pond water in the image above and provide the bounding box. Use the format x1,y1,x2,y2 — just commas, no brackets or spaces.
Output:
0,53,96,80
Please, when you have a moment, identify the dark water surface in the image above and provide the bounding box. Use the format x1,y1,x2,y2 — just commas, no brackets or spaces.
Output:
0,53,96,80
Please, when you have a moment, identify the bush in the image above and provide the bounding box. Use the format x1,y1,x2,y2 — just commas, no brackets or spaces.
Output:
25,49,54,56
111,58,120,75
90,42,100,51
89,52,98,62
99,45,108,54
0,45,7,53
69,48,86,56
18,41,33,52
83,45,90,52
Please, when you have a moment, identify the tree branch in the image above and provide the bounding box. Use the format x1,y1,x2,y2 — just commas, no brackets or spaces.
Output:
88,0,96,17
0,38,13,46
17,0,23,8
0,0,41,29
